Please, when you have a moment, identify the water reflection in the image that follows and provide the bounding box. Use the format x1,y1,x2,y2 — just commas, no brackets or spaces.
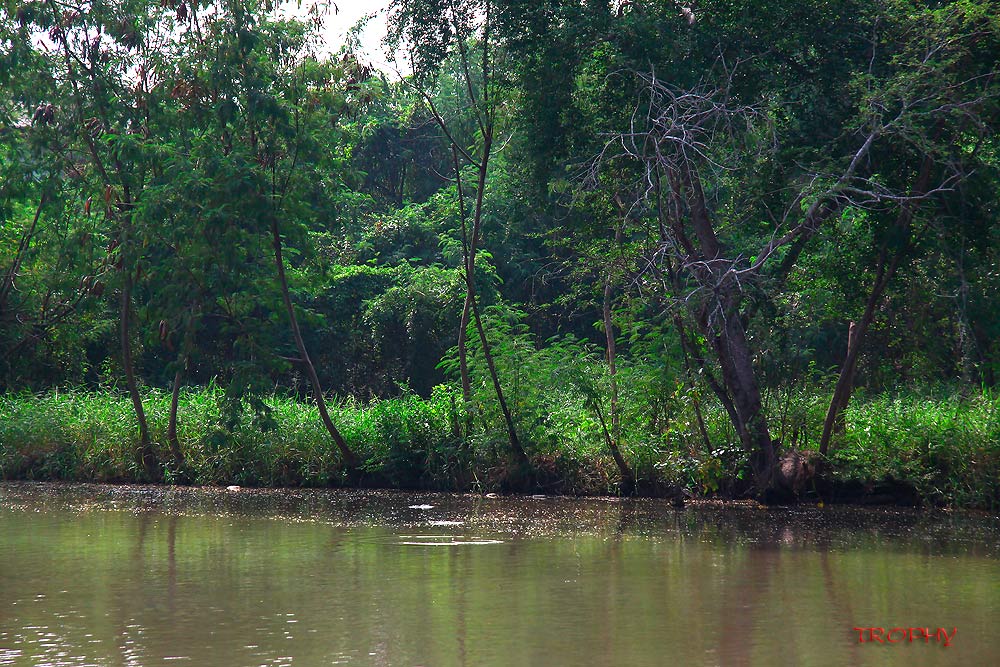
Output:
1,482,998,666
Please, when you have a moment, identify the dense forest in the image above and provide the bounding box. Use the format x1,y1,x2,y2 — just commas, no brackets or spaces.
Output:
1,0,999,506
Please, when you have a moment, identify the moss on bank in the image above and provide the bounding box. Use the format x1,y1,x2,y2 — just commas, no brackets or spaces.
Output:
1,387,998,509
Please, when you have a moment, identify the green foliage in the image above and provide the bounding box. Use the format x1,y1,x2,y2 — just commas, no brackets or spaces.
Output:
831,390,1000,508
3,386,997,506
1,0,999,503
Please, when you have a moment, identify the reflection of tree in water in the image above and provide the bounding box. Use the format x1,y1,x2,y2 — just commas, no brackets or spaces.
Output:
820,550,863,667
716,545,780,667
167,515,177,617
115,511,151,666
450,545,469,667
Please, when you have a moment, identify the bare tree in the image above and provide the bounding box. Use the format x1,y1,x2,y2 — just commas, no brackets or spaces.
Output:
587,38,988,490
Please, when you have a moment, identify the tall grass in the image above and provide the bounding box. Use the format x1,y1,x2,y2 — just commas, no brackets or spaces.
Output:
0,386,518,490
1,386,998,507
832,391,1000,508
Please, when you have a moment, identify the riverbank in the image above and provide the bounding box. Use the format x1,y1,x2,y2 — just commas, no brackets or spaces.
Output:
1,388,997,509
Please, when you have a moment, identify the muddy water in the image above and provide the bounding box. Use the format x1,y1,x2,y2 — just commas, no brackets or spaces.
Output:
0,483,998,666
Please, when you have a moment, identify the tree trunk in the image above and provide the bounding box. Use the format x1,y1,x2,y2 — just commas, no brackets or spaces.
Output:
452,148,474,413
167,311,200,473
469,293,530,468
681,165,776,491
167,367,185,469
121,265,160,481
458,294,473,404
818,260,895,455
271,219,358,468
46,0,159,481
834,322,859,437
0,193,47,315
711,298,776,491
452,141,526,466
819,155,935,455
603,272,633,490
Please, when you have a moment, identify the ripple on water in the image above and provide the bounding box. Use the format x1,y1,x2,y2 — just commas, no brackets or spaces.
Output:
396,535,504,546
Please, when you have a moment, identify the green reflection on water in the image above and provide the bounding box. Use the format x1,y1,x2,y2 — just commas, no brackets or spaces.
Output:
1,483,998,667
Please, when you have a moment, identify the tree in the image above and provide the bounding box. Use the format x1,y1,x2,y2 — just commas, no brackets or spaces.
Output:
389,0,529,469
150,2,366,468
817,1,1000,454
8,0,180,479
509,0,999,492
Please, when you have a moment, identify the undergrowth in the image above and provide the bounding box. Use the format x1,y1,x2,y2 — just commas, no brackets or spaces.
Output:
1,386,997,508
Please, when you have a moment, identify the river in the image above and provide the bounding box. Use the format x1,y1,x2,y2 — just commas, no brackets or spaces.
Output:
1,482,998,666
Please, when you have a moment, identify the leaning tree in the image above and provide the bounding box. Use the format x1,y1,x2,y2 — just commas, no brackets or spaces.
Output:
582,0,999,492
